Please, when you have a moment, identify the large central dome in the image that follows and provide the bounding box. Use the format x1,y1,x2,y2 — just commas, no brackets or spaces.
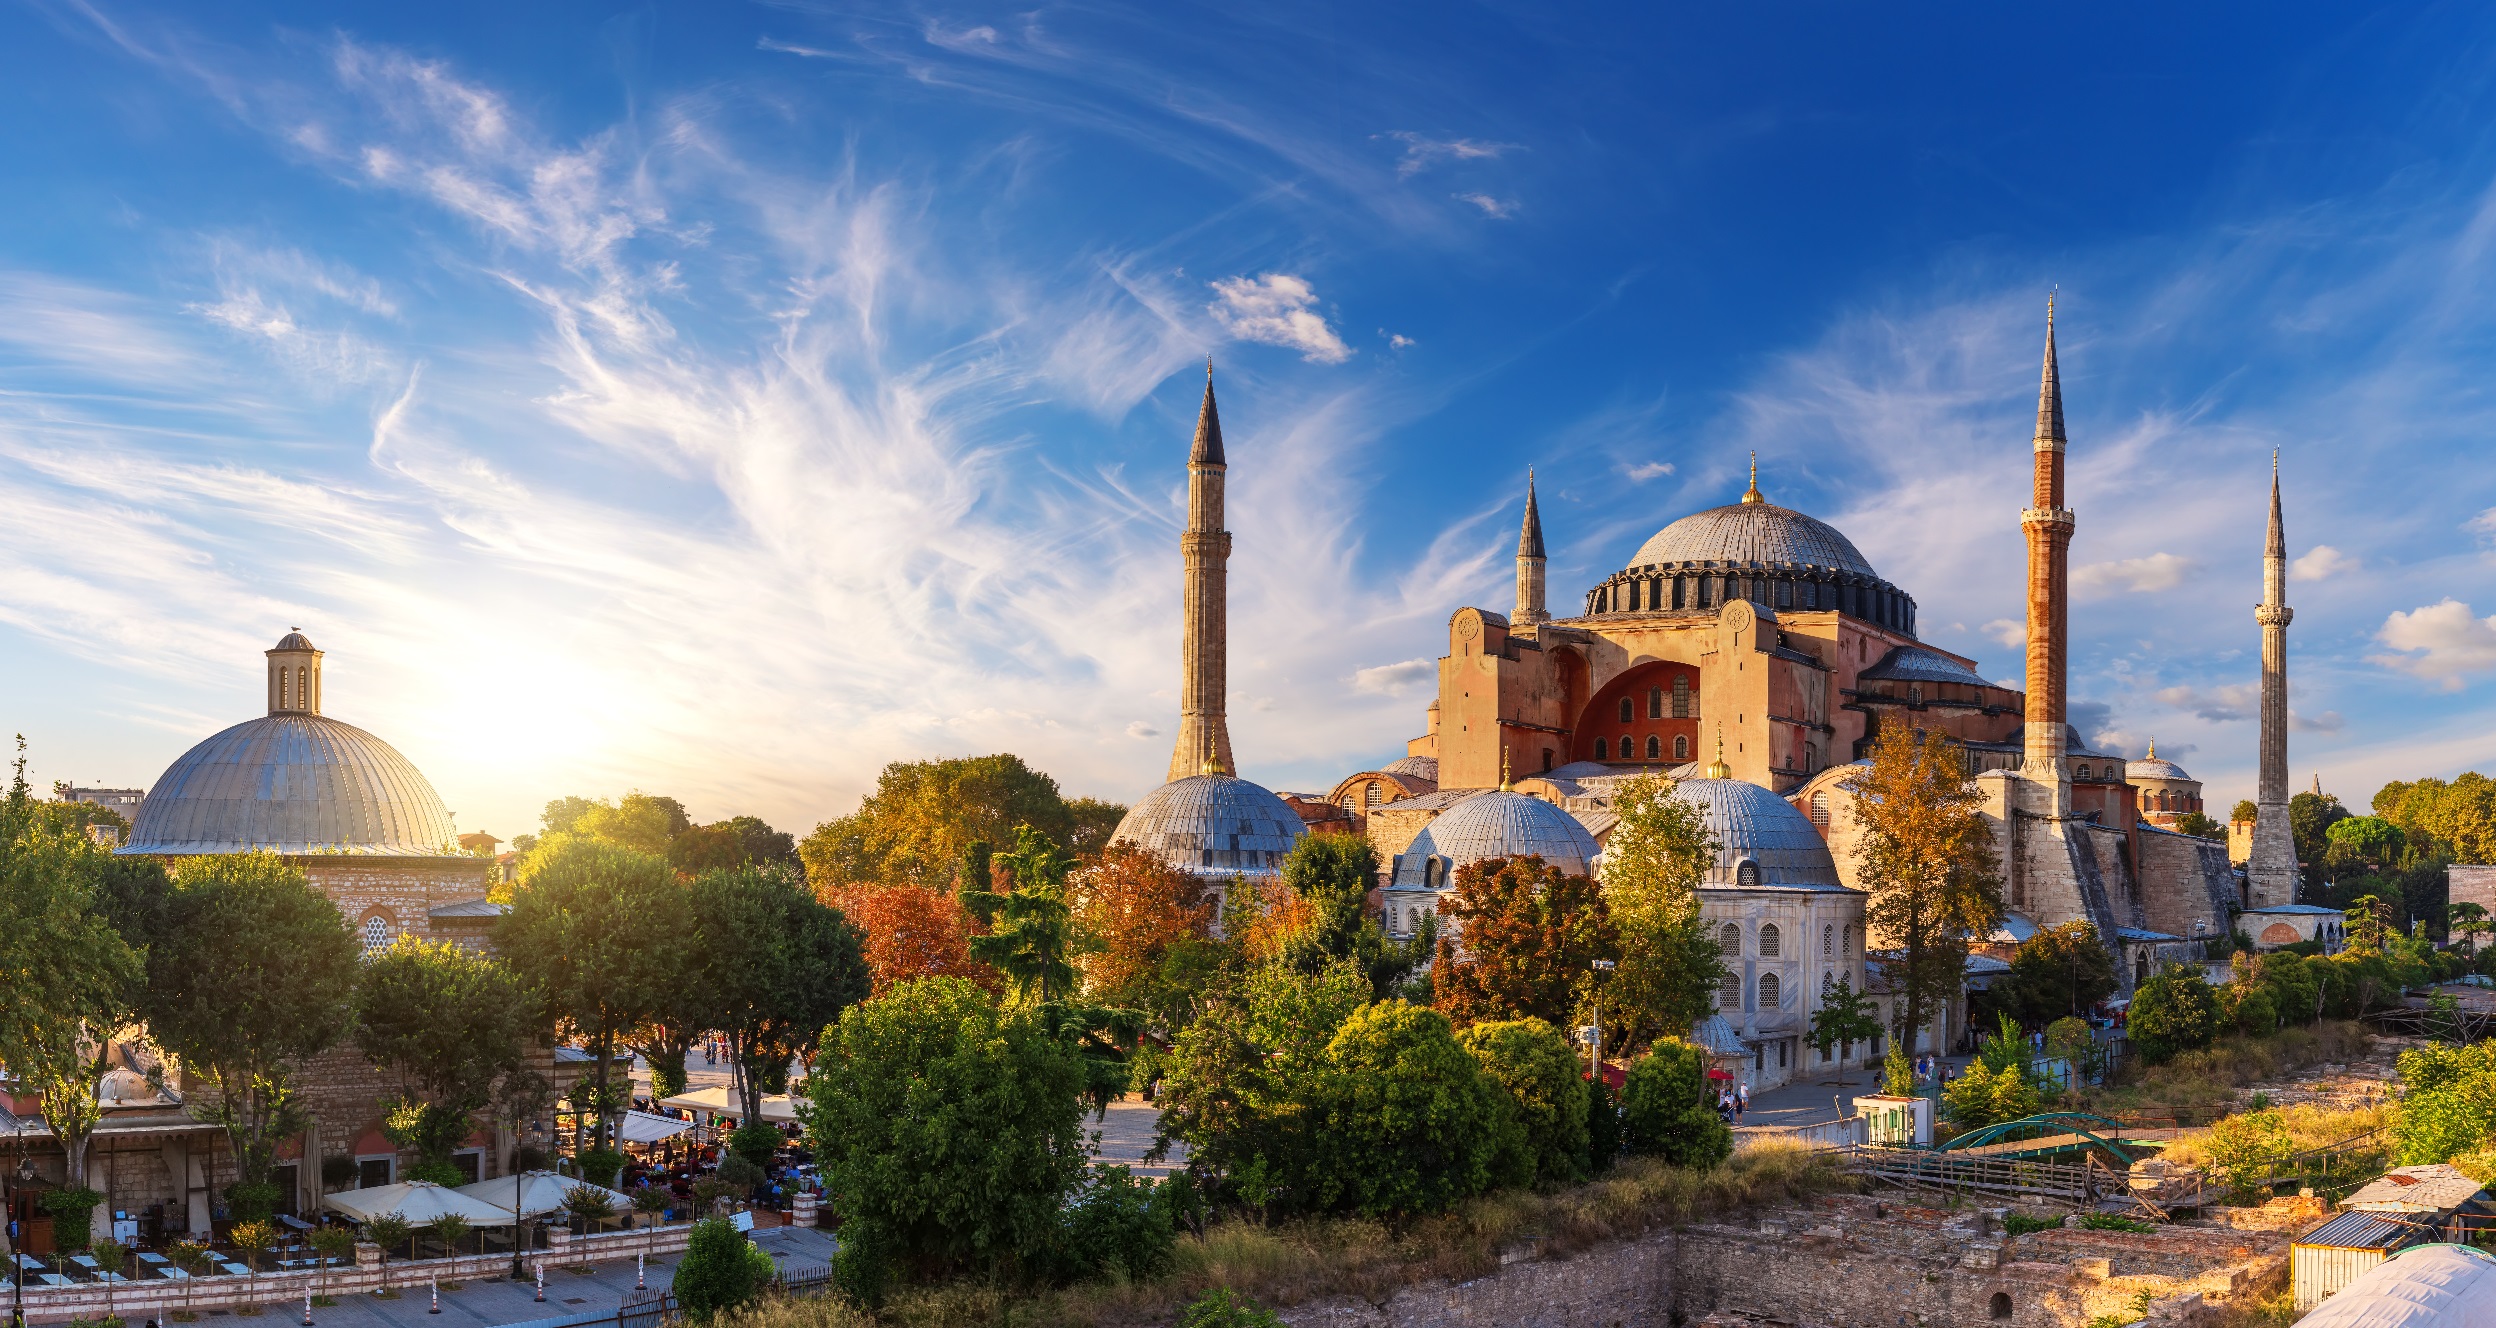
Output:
1627,500,1877,579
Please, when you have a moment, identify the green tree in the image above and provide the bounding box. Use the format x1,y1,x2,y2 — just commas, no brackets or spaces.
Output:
962,825,1081,1005
1596,775,1725,1048
2173,811,2225,840
0,743,144,1215
1433,856,1619,1030
671,1216,776,1321
667,823,749,874
2447,902,2493,955
139,852,357,1207
2325,817,2406,870
799,754,1119,891
2000,922,2122,1025
686,865,870,1121
1274,834,1420,999
805,977,1087,1300
2374,772,2496,864
2391,1042,2496,1165
1314,1002,1510,1216
1456,1017,1591,1185
721,815,798,868
1808,976,1883,1074
2290,789,2350,871
1062,797,1129,858
498,837,690,1152
1942,1059,2039,1128
2128,968,2221,1065
1620,1039,1730,1168
353,937,534,1175
2230,799,2259,825
1151,962,1371,1216
1844,735,2004,1055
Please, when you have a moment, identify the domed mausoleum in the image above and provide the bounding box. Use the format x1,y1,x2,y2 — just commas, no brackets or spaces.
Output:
1110,770,1307,887
2124,741,2206,829
1380,786,1600,938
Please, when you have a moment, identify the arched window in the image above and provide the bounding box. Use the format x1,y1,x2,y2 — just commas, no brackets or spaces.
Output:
1758,973,1780,1008
1821,971,1835,997
1594,738,1609,759
2075,764,2090,780
297,666,309,708
360,914,393,958
1810,791,1829,825
1675,735,1690,761
1672,675,1691,718
1717,972,1740,1009
1824,925,1835,959
1619,696,1635,723
1647,687,1664,719
1718,924,1741,956
1364,783,1382,808
1842,924,1855,957
1645,735,1662,759
1620,732,1633,757
1736,860,1760,887
1989,1293,2013,1321
1758,924,1781,957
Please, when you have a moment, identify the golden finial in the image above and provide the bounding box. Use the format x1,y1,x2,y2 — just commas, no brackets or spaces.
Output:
1200,734,1223,777
2146,737,2156,759
1500,748,1513,792
1741,451,1763,505
1704,724,1732,780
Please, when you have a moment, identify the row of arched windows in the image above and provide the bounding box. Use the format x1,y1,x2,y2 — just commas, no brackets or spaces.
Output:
1595,734,1690,761
1717,920,1855,959
1588,569,1917,634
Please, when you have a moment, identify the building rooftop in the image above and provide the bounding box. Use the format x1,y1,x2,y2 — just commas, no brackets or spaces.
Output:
2344,1165,2490,1216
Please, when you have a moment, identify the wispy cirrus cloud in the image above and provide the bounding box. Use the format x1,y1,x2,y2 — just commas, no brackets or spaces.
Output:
1381,131,1516,178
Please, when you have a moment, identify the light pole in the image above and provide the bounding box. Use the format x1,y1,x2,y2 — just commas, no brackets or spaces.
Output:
1585,959,1617,1083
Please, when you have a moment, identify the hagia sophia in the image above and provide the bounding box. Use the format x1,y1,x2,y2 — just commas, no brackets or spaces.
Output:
1115,308,2301,1091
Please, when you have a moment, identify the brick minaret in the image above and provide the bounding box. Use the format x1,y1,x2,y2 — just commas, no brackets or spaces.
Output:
1513,469,1549,628
2247,455,2301,907
2020,300,2075,812
1169,364,1235,781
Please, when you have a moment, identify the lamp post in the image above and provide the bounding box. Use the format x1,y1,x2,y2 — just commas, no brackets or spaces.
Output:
1586,959,1617,1083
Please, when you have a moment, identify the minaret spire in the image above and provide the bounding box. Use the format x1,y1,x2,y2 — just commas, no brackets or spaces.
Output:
1513,468,1550,627
2019,296,2076,806
2249,458,2300,906
1170,364,1235,781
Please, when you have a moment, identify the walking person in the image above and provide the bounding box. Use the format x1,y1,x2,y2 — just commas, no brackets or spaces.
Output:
1736,1081,1750,1121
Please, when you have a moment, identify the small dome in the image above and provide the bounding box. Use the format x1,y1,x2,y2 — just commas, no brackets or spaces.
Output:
122,714,460,856
271,631,318,652
1112,773,1307,879
1858,646,1987,687
1668,778,1843,888
1381,755,1440,782
1627,501,1877,578
1391,789,1600,888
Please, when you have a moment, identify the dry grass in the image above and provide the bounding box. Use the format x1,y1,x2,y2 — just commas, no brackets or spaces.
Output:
2061,1021,2371,1119
728,1144,1856,1328
2156,1101,2392,1173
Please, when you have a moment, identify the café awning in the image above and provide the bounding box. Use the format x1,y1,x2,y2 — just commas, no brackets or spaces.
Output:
655,1086,800,1124
323,1180,515,1228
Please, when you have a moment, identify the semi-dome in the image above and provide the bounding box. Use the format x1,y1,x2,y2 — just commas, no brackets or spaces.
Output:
1391,789,1600,888
1628,501,1878,579
1667,778,1844,889
1111,772,1307,878
121,714,461,856
1381,755,1440,783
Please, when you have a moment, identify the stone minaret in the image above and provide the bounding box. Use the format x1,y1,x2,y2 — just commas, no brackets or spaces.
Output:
266,629,323,714
1169,365,1236,781
1513,469,1549,628
2019,299,2075,812
2247,455,2301,907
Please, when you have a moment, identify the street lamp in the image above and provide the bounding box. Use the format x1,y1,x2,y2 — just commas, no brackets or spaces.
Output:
1584,959,1617,1083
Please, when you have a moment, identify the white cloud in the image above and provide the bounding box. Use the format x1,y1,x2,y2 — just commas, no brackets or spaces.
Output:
1625,461,1675,482
1984,619,2026,648
1379,132,1514,178
2291,709,2346,733
2155,682,2259,722
1352,659,1435,695
2373,599,2496,689
2470,508,2496,543
1382,330,1415,349
1124,720,1160,739
2290,545,2359,581
1208,274,1352,364
1454,192,1516,219
2072,553,2196,598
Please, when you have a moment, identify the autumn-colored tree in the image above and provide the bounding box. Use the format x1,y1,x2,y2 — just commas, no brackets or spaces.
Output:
797,754,1124,891
1433,856,1620,1030
1843,734,2003,1053
1595,775,1724,1050
1228,875,1316,966
1073,845,1215,1009
822,883,1000,996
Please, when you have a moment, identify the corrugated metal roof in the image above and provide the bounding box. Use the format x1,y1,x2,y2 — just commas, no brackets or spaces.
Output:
2299,1212,2433,1251
2345,1166,2490,1215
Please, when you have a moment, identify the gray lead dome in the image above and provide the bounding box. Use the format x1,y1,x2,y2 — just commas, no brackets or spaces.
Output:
1111,773,1306,878
1628,501,1878,579
1391,789,1600,888
1666,778,1843,889
120,713,461,857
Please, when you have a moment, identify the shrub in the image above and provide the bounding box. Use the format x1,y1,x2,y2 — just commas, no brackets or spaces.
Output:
222,1181,283,1226
574,1148,625,1189
806,976,1086,1301
1055,1165,1176,1282
715,1154,765,1197
1585,1074,1621,1176
40,1188,103,1253
671,1216,775,1321
1456,1017,1592,1185
2219,981,2279,1038
1177,1287,1285,1328
2129,969,2220,1065
2194,1110,2296,1203
726,1123,782,1169
400,1160,464,1187
1620,1039,1730,1169
1943,1060,2038,1128
2391,1042,2496,1165
2002,1213,2061,1236
2080,1213,2155,1233
1313,1001,1510,1216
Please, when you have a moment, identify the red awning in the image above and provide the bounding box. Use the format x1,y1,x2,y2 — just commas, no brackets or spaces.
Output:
1706,1068,1736,1081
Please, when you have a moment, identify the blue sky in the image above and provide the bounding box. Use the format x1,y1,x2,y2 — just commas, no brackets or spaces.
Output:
4,2,2494,839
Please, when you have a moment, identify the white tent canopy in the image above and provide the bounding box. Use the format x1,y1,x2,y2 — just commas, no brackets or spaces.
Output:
2297,1244,2496,1327
452,1171,638,1221
322,1181,515,1228
655,1086,800,1124
619,1110,696,1145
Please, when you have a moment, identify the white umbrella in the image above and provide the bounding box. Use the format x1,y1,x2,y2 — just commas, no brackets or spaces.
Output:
618,1110,695,1146
452,1171,638,1221
654,1086,800,1123
322,1181,515,1227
